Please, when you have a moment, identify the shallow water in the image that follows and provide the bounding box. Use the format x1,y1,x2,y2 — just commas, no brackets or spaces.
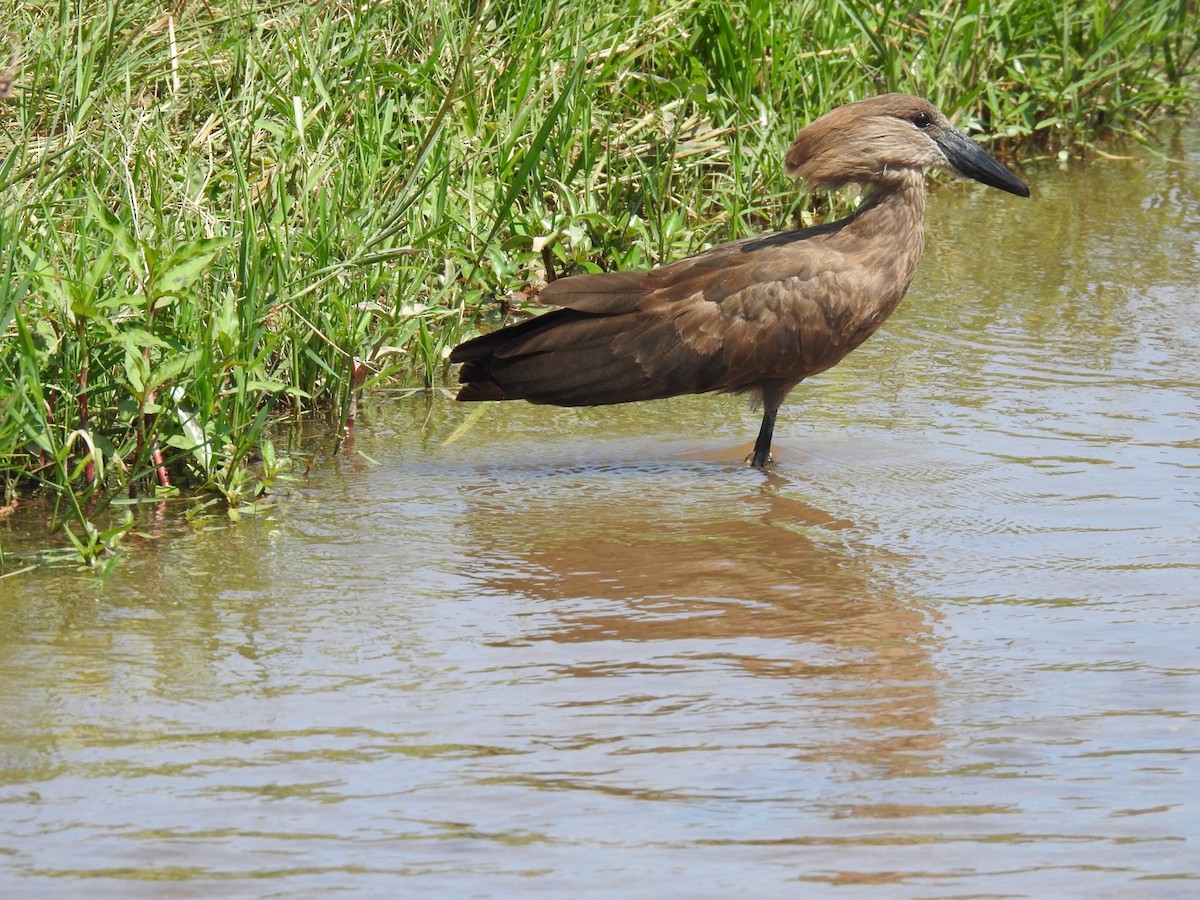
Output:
2,128,1199,897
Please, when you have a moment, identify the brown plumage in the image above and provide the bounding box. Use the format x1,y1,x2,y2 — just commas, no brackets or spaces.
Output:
451,93,1030,467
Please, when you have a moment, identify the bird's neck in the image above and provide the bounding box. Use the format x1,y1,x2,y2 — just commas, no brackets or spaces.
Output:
844,174,926,246
839,173,927,293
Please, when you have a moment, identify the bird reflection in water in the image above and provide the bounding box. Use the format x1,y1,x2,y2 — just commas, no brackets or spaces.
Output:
456,465,945,777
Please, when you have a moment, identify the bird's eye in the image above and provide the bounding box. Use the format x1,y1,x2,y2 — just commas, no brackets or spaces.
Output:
912,111,933,128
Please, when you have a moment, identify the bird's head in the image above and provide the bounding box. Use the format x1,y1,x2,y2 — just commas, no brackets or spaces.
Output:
785,93,1029,198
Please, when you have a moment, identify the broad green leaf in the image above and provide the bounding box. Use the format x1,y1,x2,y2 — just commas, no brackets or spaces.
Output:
154,237,232,298
87,194,143,280
146,350,203,394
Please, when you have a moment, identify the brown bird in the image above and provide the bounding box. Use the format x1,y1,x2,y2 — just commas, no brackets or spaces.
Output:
450,93,1029,467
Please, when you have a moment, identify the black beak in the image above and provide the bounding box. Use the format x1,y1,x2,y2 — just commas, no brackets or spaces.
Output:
937,127,1030,197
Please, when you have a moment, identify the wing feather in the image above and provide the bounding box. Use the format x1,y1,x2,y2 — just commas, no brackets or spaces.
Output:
452,223,910,406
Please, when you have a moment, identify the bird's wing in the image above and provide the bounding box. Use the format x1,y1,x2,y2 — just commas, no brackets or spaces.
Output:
539,270,650,315
639,239,873,389
455,230,895,405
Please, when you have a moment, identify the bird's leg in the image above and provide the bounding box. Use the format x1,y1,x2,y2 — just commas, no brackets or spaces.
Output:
748,406,778,468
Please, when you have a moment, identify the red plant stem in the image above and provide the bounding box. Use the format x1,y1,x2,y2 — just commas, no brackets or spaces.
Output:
141,318,171,489
346,356,368,431
144,386,171,489
77,332,95,486
151,440,170,487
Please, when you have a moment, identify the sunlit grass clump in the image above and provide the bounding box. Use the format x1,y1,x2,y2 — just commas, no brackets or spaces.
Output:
0,0,1196,560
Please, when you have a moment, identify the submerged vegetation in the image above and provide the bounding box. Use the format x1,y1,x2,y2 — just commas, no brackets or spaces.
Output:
0,0,1197,561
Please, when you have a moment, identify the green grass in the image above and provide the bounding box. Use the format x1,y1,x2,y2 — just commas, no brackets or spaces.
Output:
0,0,1197,563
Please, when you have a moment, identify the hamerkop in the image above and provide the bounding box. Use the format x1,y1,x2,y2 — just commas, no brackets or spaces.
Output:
451,93,1029,467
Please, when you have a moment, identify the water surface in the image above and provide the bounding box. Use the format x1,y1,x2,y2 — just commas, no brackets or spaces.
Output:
2,129,1198,897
